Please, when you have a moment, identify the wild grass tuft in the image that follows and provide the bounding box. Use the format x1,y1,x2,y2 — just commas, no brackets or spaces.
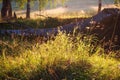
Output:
0,32,120,80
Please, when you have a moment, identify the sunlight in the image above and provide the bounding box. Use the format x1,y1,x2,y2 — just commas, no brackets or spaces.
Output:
0,0,120,79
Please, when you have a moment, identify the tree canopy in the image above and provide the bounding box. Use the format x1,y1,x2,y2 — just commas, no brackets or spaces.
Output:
114,0,120,6
15,0,66,9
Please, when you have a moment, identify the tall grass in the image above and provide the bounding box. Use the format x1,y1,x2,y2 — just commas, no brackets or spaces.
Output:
0,32,120,80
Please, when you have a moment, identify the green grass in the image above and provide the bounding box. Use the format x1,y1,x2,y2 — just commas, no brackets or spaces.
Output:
0,32,120,80
0,15,88,30
15,17,85,29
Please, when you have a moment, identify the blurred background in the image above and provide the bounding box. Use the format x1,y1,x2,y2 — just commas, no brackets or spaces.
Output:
0,0,117,18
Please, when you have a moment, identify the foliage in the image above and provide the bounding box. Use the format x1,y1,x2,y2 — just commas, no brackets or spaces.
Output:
114,0,120,6
1,17,83,30
13,0,66,9
0,32,120,80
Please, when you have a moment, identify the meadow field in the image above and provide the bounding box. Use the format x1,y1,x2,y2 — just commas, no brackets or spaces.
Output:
0,32,120,80
0,0,120,80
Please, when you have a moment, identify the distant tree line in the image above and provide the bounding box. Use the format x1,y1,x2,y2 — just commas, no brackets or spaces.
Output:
0,0,119,19
0,0,66,19
114,0,120,6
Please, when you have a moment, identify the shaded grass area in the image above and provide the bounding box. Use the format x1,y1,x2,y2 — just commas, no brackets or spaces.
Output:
0,33,120,80
0,17,85,30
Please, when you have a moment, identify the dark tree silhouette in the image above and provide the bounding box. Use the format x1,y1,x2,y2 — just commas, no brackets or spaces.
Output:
26,0,30,19
98,0,102,13
1,0,12,19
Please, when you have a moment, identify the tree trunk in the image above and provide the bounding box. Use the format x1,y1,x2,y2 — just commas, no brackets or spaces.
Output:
26,0,30,19
98,0,102,13
1,0,12,19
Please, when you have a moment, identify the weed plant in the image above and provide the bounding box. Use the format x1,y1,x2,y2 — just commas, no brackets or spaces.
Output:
0,32,120,80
